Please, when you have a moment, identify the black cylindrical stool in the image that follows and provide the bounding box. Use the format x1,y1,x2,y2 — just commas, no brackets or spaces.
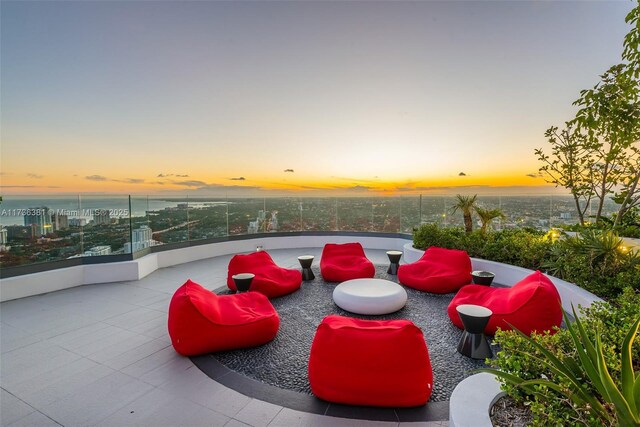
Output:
456,304,493,359
471,270,495,286
232,273,255,293
386,250,402,275
297,255,315,281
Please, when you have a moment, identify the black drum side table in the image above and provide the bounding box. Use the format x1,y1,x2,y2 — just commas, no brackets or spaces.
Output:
456,304,493,359
386,250,402,275
471,270,495,286
297,255,315,281
232,273,255,293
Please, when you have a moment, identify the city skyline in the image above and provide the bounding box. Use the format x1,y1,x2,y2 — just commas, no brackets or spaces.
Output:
1,1,634,196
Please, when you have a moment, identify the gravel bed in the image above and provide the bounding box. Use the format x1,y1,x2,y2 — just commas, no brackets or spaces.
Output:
213,265,487,402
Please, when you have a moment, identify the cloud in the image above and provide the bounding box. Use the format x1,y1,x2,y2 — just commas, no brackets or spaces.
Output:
229,177,246,181
458,172,467,176
331,176,379,184
85,175,108,181
113,178,145,184
27,173,44,179
284,169,294,173
173,180,209,187
158,173,189,178
299,185,327,190
526,172,543,178
346,185,373,192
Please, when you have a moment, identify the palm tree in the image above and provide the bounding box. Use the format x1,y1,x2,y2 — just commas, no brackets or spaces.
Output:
451,194,477,233
475,206,506,234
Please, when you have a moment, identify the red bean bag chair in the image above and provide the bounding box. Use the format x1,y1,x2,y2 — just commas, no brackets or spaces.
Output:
398,246,472,293
308,315,433,407
168,279,280,356
227,251,302,298
319,243,375,282
447,270,562,336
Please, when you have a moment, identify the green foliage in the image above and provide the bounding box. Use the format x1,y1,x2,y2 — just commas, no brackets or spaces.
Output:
412,224,553,271
412,223,466,250
623,0,640,79
542,229,640,298
564,208,640,238
475,206,506,234
412,223,640,298
536,124,594,225
487,289,640,426
450,194,477,233
537,0,640,227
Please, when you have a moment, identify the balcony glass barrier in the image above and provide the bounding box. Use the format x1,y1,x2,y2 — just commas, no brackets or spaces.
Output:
1,193,609,270
77,195,132,256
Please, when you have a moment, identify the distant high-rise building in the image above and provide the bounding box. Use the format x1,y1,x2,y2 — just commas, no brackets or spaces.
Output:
248,220,259,234
85,245,112,256
269,211,278,232
247,210,278,233
124,225,153,252
69,218,87,227
0,226,7,250
24,207,53,236
93,209,110,225
560,212,572,220
52,213,69,231
6,225,36,239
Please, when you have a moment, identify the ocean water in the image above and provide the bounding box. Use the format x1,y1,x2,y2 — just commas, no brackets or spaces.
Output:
0,197,183,226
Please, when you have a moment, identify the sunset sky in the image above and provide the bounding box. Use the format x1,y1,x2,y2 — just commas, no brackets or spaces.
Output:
0,1,634,196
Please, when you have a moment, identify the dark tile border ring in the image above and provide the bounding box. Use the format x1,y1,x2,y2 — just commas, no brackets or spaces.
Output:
190,286,449,423
190,352,449,423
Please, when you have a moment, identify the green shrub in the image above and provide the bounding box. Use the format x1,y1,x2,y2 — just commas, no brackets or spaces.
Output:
412,223,466,250
489,288,640,426
412,223,640,298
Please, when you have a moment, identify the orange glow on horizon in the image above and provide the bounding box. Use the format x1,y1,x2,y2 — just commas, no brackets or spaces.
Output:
0,169,563,196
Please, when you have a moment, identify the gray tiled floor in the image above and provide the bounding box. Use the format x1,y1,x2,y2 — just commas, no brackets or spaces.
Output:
1,248,449,426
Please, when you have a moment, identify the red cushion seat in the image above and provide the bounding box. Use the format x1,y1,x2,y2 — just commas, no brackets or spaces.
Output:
398,246,472,293
227,251,302,298
319,242,375,282
447,270,562,336
308,315,433,407
168,279,280,356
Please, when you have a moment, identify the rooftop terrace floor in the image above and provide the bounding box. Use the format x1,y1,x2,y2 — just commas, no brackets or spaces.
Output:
1,248,448,427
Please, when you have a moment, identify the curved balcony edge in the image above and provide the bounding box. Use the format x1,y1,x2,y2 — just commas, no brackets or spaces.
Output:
0,232,411,302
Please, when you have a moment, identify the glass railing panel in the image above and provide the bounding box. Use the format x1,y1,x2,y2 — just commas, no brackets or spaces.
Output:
371,197,401,233
264,197,299,232
491,195,548,230
142,196,190,244
186,197,229,241
77,195,131,256
399,195,420,233
129,196,153,253
474,195,503,231
298,197,337,231
415,195,454,227
335,197,376,232
0,194,84,266
228,198,269,235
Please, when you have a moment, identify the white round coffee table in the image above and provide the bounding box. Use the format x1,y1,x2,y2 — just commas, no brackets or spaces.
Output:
333,278,408,315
